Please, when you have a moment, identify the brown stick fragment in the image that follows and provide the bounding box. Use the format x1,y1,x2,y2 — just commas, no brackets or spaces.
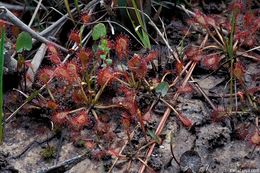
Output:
138,108,171,173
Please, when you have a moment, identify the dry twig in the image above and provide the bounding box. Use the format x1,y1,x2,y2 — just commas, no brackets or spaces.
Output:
0,6,68,53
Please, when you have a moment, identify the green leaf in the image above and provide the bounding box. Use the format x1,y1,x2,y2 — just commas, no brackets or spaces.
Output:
74,0,80,13
155,82,169,97
100,54,106,60
92,44,98,52
101,39,107,46
104,47,110,53
147,129,161,144
64,0,75,23
79,25,84,47
98,45,105,51
26,90,41,102
16,32,32,52
106,58,112,65
126,0,151,49
92,23,106,41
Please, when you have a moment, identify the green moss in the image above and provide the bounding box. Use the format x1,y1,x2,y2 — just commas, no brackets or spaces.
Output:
40,145,56,161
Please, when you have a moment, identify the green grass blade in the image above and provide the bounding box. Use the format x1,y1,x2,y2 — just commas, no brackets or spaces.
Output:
74,0,80,13
129,0,151,49
126,9,145,47
131,0,145,29
0,27,5,144
141,29,151,49
64,0,75,23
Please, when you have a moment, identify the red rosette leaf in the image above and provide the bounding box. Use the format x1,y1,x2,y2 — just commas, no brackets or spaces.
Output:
128,54,148,79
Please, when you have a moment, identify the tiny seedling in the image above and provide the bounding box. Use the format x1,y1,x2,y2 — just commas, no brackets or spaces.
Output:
15,31,32,90
40,145,56,161
91,23,112,67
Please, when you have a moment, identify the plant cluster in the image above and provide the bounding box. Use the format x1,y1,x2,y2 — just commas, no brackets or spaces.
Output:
187,1,259,104
1,0,260,171
184,0,260,146
25,23,164,160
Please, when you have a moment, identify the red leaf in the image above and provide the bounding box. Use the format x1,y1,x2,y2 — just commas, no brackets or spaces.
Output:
247,87,260,95
115,34,130,60
118,86,136,99
176,61,184,76
128,54,147,79
66,62,79,79
143,110,152,122
0,19,7,28
237,91,245,102
97,67,114,86
192,10,216,28
229,0,243,16
47,44,59,55
234,123,251,140
38,68,54,84
92,150,107,160
24,60,33,69
211,108,227,122
121,116,130,130
49,54,61,65
243,11,254,27
81,13,91,24
201,54,221,70
121,115,131,140
77,49,92,68
46,100,58,110
121,100,138,117
84,140,96,150
103,131,117,142
52,111,69,125
55,66,71,82
11,26,20,38
233,62,245,84
107,149,121,158
72,89,87,104
205,15,216,28
185,46,202,62
177,84,193,94
116,87,138,118
235,31,256,47
70,111,89,130
69,31,80,44
137,109,146,135
177,113,192,128
95,121,110,136
194,10,207,27
250,130,260,147
144,51,158,63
